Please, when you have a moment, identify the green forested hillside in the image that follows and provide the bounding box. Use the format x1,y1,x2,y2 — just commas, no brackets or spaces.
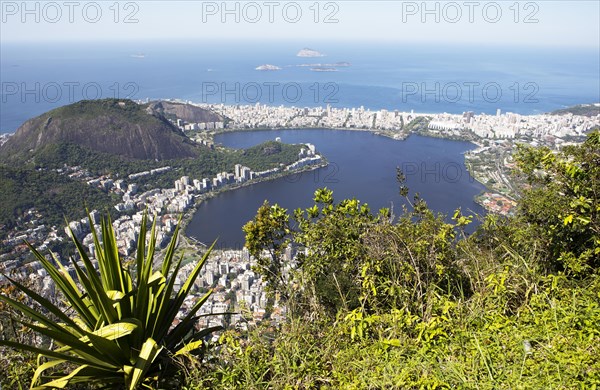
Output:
0,165,118,237
29,140,303,176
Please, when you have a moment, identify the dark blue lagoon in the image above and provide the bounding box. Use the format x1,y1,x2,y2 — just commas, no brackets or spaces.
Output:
186,130,486,248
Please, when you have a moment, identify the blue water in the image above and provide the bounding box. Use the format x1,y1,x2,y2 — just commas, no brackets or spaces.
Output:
186,130,486,249
1,41,599,133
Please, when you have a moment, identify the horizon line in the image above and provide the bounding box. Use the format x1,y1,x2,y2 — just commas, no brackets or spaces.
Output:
1,38,598,50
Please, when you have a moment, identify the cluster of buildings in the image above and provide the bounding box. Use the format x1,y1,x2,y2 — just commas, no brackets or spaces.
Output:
176,118,224,131
203,103,413,132
0,209,63,276
196,102,599,146
179,249,289,331
127,166,172,180
64,210,179,257
2,222,287,331
426,109,599,142
476,192,518,216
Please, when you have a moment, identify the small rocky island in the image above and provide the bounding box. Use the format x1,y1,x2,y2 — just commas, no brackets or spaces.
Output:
255,64,282,71
310,67,338,72
298,62,351,67
297,48,325,57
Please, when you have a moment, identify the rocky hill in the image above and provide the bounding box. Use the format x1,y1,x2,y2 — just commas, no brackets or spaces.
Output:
147,101,225,124
550,103,600,117
0,99,201,161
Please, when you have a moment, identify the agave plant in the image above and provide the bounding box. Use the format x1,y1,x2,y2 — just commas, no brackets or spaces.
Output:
0,213,220,389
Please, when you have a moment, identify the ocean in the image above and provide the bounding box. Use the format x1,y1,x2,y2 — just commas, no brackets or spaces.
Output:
1,40,599,133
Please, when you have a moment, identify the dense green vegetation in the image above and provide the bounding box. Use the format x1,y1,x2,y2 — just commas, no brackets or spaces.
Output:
403,116,431,133
31,142,166,175
1,133,598,389
50,99,159,125
31,140,303,179
0,165,118,238
236,141,305,171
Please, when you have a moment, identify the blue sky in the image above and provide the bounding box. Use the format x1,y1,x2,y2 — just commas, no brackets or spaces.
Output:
1,1,599,47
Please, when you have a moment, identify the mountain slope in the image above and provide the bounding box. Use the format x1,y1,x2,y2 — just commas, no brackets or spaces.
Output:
550,103,600,117
0,99,200,161
147,101,225,123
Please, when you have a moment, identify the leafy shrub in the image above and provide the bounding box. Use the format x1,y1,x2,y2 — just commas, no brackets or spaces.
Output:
513,130,600,275
0,213,220,389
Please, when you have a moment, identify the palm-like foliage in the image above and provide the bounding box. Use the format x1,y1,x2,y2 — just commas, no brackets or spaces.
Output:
0,213,220,389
